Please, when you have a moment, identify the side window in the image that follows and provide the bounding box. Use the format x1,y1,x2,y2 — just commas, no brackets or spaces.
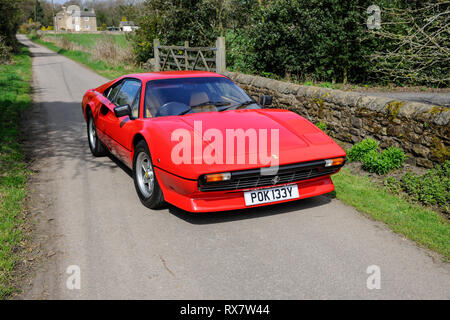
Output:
104,87,111,99
106,81,123,102
144,85,159,118
130,90,141,119
113,79,141,117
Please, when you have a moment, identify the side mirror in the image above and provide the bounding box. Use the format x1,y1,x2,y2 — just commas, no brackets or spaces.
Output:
260,95,273,106
114,104,131,118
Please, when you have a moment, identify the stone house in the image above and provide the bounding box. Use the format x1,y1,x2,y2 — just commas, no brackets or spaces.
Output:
54,5,97,32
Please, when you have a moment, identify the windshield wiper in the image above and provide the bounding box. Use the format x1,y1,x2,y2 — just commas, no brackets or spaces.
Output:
177,101,231,116
219,100,256,112
190,101,231,108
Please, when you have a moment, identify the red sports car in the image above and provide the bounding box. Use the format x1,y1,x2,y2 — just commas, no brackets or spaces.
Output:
82,71,345,212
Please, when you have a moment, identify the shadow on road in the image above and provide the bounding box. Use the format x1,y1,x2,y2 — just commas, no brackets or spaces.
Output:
24,41,39,49
30,52,60,58
23,101,128,178
167,195,332,225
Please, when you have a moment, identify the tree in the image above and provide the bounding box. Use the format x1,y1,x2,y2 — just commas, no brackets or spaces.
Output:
229,0,371,83
367,0,449,86
132,0,257,62
21,0,55,27
0,0,23,52
29,0,45,25
93,0,143,27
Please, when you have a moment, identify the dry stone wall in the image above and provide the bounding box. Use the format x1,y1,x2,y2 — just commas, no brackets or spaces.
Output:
223,71,449,168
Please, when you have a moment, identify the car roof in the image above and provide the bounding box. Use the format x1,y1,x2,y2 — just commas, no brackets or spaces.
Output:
94,71,229,93
119,70,228,82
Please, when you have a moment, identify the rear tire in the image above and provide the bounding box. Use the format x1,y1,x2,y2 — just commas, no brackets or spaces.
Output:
87,111,108,157
133,140,165,209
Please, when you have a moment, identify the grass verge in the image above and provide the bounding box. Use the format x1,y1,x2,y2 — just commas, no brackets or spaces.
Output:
332,168,450,260
28,34,141,79
0,46,32,298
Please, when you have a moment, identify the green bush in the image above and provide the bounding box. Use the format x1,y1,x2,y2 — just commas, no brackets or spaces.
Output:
0,37,11,63
384,176,403,194
131,0,377,83
382,146,408,170
384,161,450,213
361,150,388,174
361,147,406,175
226,29,258,74
347,139,406,175
400,161,449,209
347,138,379,162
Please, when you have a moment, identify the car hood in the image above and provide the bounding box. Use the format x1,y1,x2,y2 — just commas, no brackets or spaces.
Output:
146,109,346,180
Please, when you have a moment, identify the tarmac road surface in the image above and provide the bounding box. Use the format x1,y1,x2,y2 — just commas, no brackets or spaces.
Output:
18,35,450,299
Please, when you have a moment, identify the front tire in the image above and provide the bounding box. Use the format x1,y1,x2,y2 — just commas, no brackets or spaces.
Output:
87,112,107,157
133,140,165,209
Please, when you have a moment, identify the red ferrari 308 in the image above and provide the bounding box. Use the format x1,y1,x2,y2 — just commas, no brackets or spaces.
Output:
82,71,346,212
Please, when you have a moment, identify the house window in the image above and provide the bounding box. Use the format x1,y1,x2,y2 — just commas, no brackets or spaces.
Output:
86,25,89,30
85,17,89,21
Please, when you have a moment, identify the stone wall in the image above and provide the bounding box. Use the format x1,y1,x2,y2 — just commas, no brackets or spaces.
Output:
223,71,449,168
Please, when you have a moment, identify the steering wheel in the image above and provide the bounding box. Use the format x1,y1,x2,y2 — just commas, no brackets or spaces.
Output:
155,101,191,117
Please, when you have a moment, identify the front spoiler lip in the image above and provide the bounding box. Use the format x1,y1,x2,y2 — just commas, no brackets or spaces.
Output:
156,168,336,212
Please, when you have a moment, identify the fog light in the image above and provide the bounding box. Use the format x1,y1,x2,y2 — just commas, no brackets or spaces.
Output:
205,172,231,183
325,157,345,167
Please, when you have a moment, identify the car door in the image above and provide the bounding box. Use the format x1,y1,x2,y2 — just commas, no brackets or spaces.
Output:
101,78,142,168
94,79,122,148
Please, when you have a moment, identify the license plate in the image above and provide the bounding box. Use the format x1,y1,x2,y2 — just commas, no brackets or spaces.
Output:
244,184,299,206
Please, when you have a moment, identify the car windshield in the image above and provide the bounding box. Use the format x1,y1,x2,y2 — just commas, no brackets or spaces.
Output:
144,77,259,117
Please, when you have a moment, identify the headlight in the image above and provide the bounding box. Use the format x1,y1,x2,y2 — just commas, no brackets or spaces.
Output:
325,157,345,167
204,172,231,183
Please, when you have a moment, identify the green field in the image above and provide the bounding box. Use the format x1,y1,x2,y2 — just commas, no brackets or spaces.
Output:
0,46,32,298
30,34,143,79
50,33,130,49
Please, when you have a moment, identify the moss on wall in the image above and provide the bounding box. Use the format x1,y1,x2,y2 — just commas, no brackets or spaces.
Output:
429,106,450,115
385,101,405,121
431,136,450,163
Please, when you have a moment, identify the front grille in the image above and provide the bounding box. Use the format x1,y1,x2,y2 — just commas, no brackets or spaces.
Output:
198,160,343,192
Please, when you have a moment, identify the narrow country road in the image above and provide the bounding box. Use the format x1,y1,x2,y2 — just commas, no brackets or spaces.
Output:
18,35,450,300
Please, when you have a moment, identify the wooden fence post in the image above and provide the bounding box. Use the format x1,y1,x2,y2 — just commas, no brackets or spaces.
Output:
184,41,189,70
215,37,226,73
153,38,160,71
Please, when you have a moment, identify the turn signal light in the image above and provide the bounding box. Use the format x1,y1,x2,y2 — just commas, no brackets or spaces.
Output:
325,157,345,167
205,172,231,183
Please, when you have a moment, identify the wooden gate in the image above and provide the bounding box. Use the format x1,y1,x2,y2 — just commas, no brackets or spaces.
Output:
153,37,226,73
